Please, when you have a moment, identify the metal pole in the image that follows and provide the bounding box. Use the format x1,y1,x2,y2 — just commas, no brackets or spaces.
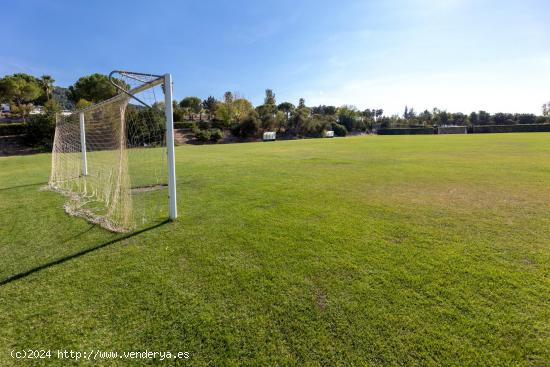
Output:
79,112,88,176
164,73,177,220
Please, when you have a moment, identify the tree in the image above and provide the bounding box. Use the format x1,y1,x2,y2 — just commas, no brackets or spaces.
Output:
337,105,359,131
543,103,550,116
179,96,202,120
75,98,92,110
433,109,449,126
451,112,467,126
68,73,119,103
264,89,276,107
224,91,234,104
215,93,253,127
363,109,374,119
40,75,55,101
25,94,59,149
478,110,491,125
215,91,235,126
300,114,332,137
403,106,416,120
469,112,479,125
231,110,260,137
275,111,286,132
257,89,278,130
439,111,449,126
492,112,514,125
0,73,43,105
44,99,61,115
516,113,536,125
378,116,392,128
216,103,231,126
418,110,433,125
290,99,311,135
277,102,295,129
312,105,337,115
0,74,43,121
233,98,254,121
361,109,377,131
202,96,218,120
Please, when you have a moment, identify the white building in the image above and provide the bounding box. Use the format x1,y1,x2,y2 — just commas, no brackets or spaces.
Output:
29,106,44,115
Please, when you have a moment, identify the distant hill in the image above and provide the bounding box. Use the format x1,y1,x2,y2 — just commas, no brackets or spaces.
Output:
52,87,74,110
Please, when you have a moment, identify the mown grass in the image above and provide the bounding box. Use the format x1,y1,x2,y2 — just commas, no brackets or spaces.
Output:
0,134,549,366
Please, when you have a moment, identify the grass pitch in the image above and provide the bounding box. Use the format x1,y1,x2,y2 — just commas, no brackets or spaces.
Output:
1,134,549,366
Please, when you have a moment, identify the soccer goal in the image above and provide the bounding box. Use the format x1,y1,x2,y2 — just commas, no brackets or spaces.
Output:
49,71,177,232
437,125,468,134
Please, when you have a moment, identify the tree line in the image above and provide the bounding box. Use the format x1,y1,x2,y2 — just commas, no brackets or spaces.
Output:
1,72,549,144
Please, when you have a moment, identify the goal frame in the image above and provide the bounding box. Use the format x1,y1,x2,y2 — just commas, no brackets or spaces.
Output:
63,71,177,222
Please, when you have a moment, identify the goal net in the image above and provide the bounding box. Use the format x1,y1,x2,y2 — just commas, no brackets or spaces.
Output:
437,125,468,134
49,71,176,232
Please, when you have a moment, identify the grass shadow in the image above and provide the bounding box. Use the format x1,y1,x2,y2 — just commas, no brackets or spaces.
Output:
0,219,170,286
0,182,48,191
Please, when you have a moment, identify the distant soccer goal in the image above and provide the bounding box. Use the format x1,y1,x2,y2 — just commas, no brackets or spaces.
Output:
437,125,468,134
49,71,177,232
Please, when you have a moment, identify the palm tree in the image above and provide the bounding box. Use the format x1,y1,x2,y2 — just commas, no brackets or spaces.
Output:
40,75,55,101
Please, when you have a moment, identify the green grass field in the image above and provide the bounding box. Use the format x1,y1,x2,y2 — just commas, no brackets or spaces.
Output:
1,134,549,366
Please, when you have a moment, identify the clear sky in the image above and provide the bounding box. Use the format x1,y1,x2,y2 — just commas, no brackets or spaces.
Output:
2,0,549,115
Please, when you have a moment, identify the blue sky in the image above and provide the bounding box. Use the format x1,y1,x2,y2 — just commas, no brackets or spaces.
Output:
2,0,549,115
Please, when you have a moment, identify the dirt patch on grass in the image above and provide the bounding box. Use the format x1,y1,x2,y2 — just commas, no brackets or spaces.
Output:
131,184,168,193
316,289,328,311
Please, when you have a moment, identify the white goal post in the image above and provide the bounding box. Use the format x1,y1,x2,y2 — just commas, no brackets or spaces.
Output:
49,71,177,232
163,73,177,220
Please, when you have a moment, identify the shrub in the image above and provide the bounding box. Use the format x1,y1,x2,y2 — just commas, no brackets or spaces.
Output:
299,115,331,137
231,111,260,138
337,106,359,131
516,114,537,125
0,123,26,136
173,108,186,122
173,121,196,129
378,117,392,128
492,113,515,125
535,116,548,124
211,120,227,129
355,119,367,131
75,98,92,110
472,124,550,134
230,123,240,137
331,122,347,136
194,129,211,142
210,128,224,142
197,120,210,130
24,114,56,149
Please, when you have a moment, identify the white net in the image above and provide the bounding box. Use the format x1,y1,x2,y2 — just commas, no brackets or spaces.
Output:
49,72,169,232
437,126,468,134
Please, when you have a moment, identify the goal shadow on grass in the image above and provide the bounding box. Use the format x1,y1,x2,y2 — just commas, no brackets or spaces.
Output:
0,181,48,191
0,219,170,286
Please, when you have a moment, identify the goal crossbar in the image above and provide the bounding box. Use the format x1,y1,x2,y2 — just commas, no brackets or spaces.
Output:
77,76,164,114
